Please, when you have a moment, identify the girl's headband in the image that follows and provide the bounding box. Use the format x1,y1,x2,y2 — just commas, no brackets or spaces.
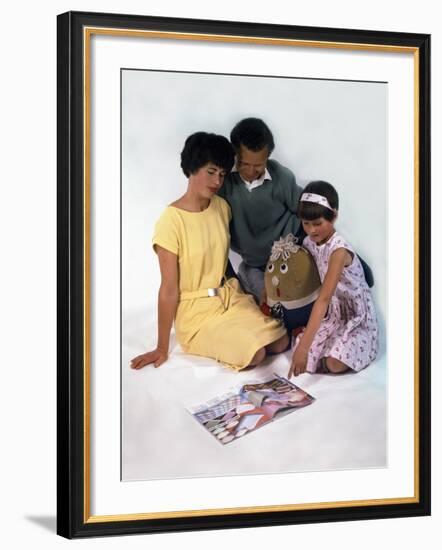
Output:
300,192,333,211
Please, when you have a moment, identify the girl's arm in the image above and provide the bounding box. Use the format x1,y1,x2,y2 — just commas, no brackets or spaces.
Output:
130,245,179,369
288,247,352,378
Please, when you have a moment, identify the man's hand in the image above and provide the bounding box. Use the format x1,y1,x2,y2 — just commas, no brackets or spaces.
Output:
259,288,267,306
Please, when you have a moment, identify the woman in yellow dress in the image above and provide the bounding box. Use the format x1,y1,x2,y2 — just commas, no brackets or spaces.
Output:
130,132,289,371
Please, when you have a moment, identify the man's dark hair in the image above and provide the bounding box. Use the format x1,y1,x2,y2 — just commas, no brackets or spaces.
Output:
230,118,275,154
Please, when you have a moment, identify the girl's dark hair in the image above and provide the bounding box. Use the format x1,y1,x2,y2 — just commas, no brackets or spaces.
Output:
230,117,275,154
180,132,235,177
297,181,339,222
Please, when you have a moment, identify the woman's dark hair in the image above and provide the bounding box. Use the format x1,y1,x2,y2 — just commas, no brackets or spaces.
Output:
230,117,275,154
297,181,339,222
180,132,235,177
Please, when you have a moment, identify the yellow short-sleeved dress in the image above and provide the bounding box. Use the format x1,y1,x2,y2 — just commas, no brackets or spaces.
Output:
152,195,286,371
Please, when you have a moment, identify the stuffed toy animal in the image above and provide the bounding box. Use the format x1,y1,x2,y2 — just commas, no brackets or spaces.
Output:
263,233,321,332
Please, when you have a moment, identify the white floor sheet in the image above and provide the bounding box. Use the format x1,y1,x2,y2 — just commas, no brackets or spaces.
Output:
120,69,388,483
122,303,386,482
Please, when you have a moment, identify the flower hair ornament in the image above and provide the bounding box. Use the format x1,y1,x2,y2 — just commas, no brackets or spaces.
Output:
300,192,333,211
270,233,300,262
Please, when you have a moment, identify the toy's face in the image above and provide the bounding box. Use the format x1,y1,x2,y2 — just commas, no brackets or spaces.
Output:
265,247,321,302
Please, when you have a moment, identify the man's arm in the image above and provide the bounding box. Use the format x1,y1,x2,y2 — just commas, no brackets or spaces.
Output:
285,170,303,213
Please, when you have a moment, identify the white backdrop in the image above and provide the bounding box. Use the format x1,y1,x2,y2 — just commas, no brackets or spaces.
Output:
0,0,440,549
122,69,387,313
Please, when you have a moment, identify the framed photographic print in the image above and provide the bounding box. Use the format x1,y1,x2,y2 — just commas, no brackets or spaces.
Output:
57,10,431,538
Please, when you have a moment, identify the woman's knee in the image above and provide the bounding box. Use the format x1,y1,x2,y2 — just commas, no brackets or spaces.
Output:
248,347,266,366
266,333,290,354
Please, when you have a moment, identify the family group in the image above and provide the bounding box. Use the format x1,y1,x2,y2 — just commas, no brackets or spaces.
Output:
130,118,379,378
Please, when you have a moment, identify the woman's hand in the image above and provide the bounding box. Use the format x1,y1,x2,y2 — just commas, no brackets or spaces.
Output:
130,348,168,370
288,345,309,378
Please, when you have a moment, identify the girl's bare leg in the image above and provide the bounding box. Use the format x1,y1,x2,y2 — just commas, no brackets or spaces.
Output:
324,356,349,374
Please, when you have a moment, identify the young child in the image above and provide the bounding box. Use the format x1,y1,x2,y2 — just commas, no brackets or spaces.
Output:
289,181,379,378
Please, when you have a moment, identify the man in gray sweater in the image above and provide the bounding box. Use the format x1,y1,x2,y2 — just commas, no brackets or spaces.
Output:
218,117,373,302
218,118,303,300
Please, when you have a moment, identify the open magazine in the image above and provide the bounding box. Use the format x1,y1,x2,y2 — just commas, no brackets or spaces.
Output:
187,374,315,445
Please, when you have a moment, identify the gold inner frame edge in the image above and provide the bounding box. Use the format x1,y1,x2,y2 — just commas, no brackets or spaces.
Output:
82,26,421,524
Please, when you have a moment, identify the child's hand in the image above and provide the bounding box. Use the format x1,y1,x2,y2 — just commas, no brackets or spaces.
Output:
288,346,308,378
130,348,168,370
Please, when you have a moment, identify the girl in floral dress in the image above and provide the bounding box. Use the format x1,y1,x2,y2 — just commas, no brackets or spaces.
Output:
289,181,378,378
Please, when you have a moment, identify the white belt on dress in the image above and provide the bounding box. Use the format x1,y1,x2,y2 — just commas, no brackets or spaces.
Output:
179,287,223,301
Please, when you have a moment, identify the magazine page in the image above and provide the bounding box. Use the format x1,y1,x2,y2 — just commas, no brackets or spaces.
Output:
187,375,315,444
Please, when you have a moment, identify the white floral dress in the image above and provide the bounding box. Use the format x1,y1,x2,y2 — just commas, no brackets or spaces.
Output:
295,232,379,373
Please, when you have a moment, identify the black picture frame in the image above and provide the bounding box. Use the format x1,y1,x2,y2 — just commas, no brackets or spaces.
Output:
57,10,431,539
